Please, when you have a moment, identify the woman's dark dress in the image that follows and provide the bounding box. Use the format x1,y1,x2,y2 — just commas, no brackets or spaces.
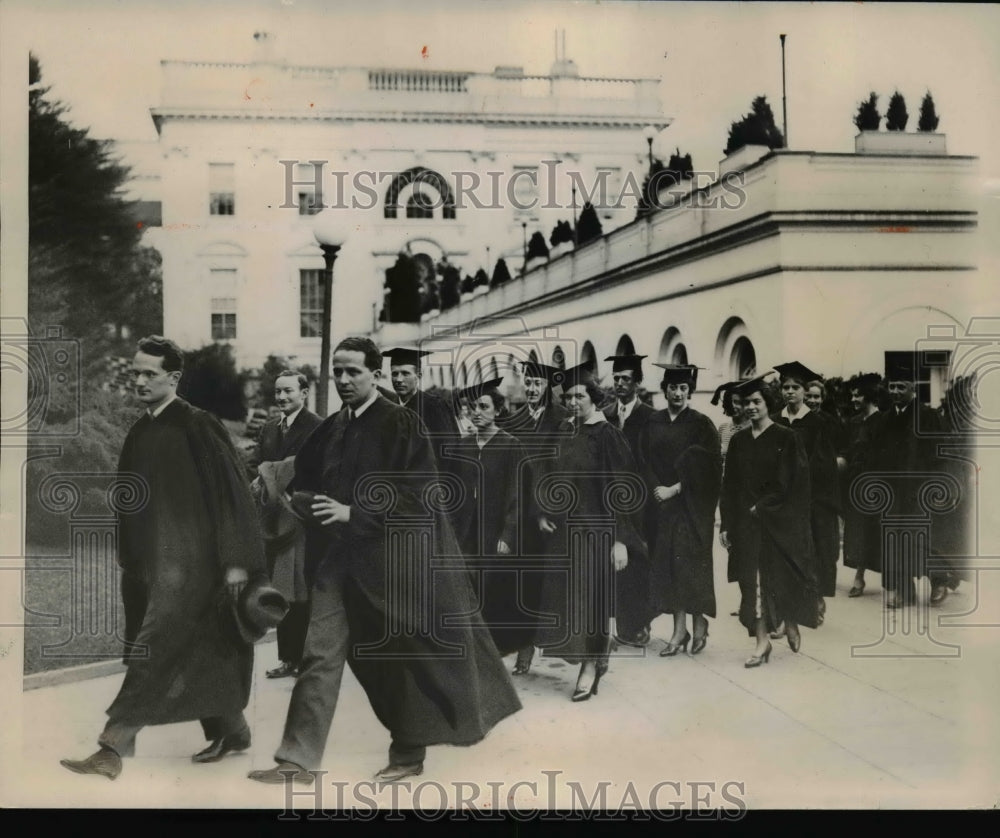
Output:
639,407,722,618
843,410,884,573
720,423,820,635
535,419,648,662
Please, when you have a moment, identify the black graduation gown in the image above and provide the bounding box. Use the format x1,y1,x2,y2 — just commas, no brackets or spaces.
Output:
604,400,657,636
774,410,840,597
639,407,722,618
291,395,521,748
720,423,820,636
843,410,883,573
453,430,533,654
535,419,648,662
111,398,267,727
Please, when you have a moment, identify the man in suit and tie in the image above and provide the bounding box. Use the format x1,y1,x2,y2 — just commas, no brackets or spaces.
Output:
603,354,656,648
247,337,520,785
254,371,322,679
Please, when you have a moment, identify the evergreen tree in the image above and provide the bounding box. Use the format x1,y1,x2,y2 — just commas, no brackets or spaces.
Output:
885,91,909,131
490,258,512,288
526,231,549,261
29,53,161,361
854,92,881,132
576,202,603,246
724,96,784,155
473,268,490,288
384,251,421,322
440,264,461,310
550,220,575,247
178,343,247,421
461,274,475,295
918,91,941,132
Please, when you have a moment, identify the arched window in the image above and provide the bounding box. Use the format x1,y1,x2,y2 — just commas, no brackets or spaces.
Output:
715,317,757,379
581,341,597,372
616,334,636,356
658,327,688,365
384,167,457,220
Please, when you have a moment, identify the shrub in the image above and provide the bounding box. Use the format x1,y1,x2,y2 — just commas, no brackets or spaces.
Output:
854,92,881,132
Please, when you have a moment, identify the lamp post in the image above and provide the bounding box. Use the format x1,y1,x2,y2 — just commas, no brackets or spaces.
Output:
643,124,657,172
571,183,578,244
780,34,788,148
312,214,352,416
521,221,527,275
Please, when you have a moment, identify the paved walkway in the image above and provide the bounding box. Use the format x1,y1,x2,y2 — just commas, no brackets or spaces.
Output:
7,556,1000,811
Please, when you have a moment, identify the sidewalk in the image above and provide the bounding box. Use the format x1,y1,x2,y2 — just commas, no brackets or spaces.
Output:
8,556,1000,811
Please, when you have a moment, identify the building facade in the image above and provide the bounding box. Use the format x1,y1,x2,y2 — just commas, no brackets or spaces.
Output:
149,45,669,372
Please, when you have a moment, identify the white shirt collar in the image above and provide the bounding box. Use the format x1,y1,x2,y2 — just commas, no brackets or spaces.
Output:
617,398,637,424
350,388,380,419
528,403,545,422
147,392,177,419
781,404,811,422
584,410,607,426
281,406,303,428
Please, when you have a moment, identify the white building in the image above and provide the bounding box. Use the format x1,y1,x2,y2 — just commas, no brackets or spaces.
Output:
149,36,669,372
403,139,983,412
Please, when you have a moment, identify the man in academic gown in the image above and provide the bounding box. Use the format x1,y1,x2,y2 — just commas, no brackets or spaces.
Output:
602,354,656,648
865,356,953,608
252,370,322,680
497,361,571,673
248,337,520,785
61,336,268,780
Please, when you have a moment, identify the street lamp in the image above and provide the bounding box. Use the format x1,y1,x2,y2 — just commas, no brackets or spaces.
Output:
312,213,352,416
521,221,527,275
779,34,788,148
643,124,657,171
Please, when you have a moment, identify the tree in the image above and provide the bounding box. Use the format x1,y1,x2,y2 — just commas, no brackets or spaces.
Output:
29,54,158,362
490,258,512,288
383,251,421,322
637,148,694,218
918,91,940,132
461,274,475,295
885,91,908,131
854,92,881,132
576,202,603,246
724,96,784,155
473,268,490,288
178,343,247,421
550,220,575,248
440,264,461,310
526,231,549,261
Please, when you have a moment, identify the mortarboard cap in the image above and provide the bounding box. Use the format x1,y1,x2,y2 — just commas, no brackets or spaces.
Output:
520,361,561,383
553,362,600,391
652,363,703,389
459,377,504,402
730,375,773,400
849,372,882,390
773,361,823,385
382,347,432,369
604,354,648,373
711,379,748,406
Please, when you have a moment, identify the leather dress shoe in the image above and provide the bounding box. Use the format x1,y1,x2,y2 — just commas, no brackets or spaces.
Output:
615,627,651,648
193,726,251,763
266,661,299,679
61,748,122,780
248,762,315,785
374,762,424,783
929,584,949,606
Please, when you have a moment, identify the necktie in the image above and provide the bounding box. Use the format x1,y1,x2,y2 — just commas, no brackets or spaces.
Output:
618,403,627,429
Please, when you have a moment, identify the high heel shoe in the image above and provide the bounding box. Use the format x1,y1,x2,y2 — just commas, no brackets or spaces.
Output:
690,629,709,655
512,646,534,676
786,626,801,653
848,580,865,598
571,662,605,702
658,630,691,657
744,642,772,668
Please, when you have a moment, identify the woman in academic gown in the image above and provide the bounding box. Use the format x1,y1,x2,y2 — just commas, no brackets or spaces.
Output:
638,365,722,657
772,362,841,619
842,373,884,596
534,364,647,701
720,377,820,666
453,378,533,659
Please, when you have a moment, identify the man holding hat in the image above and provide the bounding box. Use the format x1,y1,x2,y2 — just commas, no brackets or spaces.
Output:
603,354,656,648
61,336,269,780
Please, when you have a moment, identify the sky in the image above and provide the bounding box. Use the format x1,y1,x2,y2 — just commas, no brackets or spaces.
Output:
4,0,999,184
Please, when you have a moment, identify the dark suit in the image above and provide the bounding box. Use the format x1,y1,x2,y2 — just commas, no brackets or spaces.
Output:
274,393,521,771
256,408,322,665
604,399,657,638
